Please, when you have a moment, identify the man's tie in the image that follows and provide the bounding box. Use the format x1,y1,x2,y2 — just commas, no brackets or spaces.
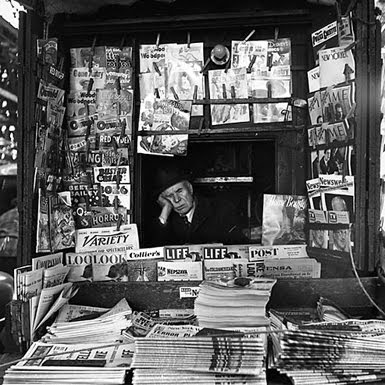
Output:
182,216,190,228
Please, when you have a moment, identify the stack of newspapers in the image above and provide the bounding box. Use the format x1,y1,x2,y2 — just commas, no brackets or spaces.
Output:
131,335,267,385
40,298,133,344
3,299,134,385
194,278,276,329
2,341,133,385
275,319,385,384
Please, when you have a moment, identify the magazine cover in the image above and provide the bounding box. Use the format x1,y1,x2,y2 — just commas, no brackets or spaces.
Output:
311,21,338,64
157,261,203,281
67,114,96,138
262,194,307,246
75,224,139,253
231,40,268,69
166,43,205,102
307,66,320,93
87,148,130,167
319,46,355,88
338,14,355,47
307,125,326,148
209,68,250,125
37,38,58,65
203,259,235,282
49,192,76,252
37,80,65,105
309,229,329,249
321,83,355,123
328,228,351,252
307,91,323,125
94,114,132,137
36,188,51,253
70,46,107,68
95,88,133,117
93,165,130,184
105,46,133,90
253,102,288,123
98,183,131,210
267,38,291,67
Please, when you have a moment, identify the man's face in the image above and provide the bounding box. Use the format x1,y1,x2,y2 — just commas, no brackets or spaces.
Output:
324,149,331,161
162,181,194,216
333,229,349,251
313,230,325,247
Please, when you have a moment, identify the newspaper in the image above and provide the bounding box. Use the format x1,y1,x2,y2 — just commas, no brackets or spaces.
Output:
42,264,70,289
209,68,250,125
262,194,307,246
55,304,109,323
146,324,200,338
75,224,139,253
20,268,44,301
33,252,64,271
158,261,203,281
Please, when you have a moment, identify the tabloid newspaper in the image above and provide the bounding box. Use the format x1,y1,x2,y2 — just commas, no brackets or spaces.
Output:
157,261,203,281
208,68,250,125
55,303,109,322
262,194,307,246
75,224,139,253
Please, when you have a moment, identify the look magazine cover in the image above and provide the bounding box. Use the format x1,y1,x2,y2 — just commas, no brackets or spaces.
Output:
262,194,307,246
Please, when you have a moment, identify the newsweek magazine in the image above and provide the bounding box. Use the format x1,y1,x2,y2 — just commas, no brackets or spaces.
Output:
69,67,106,92
328,227,352,252
319,46,355,88
137,98,191,156
208,68,250,125
70,46,107,69
105,46,133,90
262,194,307,246
66,90,97,118
231,40,269,69
311,21,338,64
75,224,139,253
253,102,288,123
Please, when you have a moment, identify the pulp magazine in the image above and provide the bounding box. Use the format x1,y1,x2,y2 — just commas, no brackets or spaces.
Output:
262,194,307,246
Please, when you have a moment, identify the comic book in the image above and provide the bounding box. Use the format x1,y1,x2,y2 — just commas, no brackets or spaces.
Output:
94,114,132,137
95,88,133,118
37,38,58,65
262,194,307,246
67,114,96,137
209,68,250,125
137,98,191,156
69,67,106,92
93,165,130,184
66,90,97,118
70,46,107,69
98,183,131,210
36,188,51,253
37,80,65,105
105,46,133,90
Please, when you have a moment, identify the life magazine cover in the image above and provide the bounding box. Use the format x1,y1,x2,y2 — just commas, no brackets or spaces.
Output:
262,194,307,246
209,68,250,125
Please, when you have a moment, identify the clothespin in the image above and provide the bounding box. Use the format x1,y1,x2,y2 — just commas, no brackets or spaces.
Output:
114,196,119,212
87,78,94,96
335,0,342,23
343,40,358,52
116,213,123,231
224,59,231,73
154,88,160,99
120,118,126,137
247,55,257,73
198,117,204,135
89,36,97,72
170,86,179,101
58,57,64,72
156,33,160,48
187,32,191,48
200,57,211,74
193,85,198,101
222,84,227,99
242,29,255,44
115,77,121,95
267,81,272,99
120,35,126,50
116,54,121,71
116,101,121,116
274,27,279,41
95,133,100,150
230,86,236,99
85,102,90,117
153,62,162,76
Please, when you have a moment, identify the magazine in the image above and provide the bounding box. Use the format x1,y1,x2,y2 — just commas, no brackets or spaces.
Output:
253,102,288,123
209,68,250,125
307,66,320,93
66,90,97,118
328,227,352,252
321,83,355,123
36,189,51,253
309,229,329,249
37,38,58,65
249,245,308,261
262,194,307,246
231,40,269,69
267,38,291,67
95,88,133,118
203,259,235,281
311,21,338,64
65,252,94,282
319,46,355,88
75,224,139,253
105,46,133,90
158,261,203,281
307,91,323,125
93,165,130,184
69,67,106,92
